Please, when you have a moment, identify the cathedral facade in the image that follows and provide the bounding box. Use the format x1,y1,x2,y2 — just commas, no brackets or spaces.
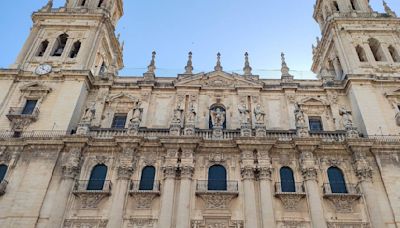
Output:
0,0,400,227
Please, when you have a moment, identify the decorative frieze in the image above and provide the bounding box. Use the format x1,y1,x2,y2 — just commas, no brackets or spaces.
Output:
198,193,237,209
191,219,244,228
63,219,108,228
127,218,157,228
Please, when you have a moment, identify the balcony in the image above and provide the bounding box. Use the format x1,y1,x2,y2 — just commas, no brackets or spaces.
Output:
128,180,161,209
196,180,239,209
274,182,307,211
72,180,112,209
6,107,40,120
0,180,8,196
323,183,362,213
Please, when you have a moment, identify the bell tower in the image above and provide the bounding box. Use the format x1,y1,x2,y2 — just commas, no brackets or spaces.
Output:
311,0,400,80
12,0,124,77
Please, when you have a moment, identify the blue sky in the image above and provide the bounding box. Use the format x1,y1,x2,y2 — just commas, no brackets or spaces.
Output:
0,0,399,79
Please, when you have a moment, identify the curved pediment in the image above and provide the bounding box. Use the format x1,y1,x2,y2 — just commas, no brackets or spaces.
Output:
175,71,263,89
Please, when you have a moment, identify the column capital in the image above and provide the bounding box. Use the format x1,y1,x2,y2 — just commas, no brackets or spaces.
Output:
180,165,195,179
258,167,273,181
241,166,256,180
163,165,177,179
117,166,134,180
301,167,318,181
62,147,82,179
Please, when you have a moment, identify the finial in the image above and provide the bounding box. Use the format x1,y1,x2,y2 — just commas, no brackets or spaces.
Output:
214,52,223,71
281,52,292,78
383,1,397,17
147,51,156,74
40,0,53,12
184,51,194,74
243,52,253,76
121,41,125,52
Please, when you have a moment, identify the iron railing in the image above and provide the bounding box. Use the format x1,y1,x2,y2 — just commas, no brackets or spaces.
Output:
323,183,362,195
275,182,306,194
129,180,161,194
196,180,239,193
73,180,112,193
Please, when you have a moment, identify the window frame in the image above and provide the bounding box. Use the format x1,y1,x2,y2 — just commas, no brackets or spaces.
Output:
21,99,38,115
308,116,324,132
208,164,227,191
111,114,127,129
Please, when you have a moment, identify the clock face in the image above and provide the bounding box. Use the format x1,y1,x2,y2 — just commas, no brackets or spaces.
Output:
35,64,52,75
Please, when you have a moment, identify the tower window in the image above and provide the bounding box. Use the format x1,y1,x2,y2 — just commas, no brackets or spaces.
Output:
69,41,81,58
356,45,367,62
388,45,400,63
368,38,386,62
99,61,107,75
350,0,357,11
51,33,69,57
98,0,104,7
80,0,86,6
111,114,127,128
36,40,49,57
333,1,340,12
309,117,323,132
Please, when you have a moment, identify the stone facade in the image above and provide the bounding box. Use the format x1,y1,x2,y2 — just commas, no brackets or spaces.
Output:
0,0,400,227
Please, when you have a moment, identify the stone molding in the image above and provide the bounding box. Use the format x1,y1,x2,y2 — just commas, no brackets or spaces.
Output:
324,194,361,213
75,192,111,209
130,193,159,209
275,192,306,211
191,219,244,228
127,218,157,227
197,192,238,209
63,219,108,228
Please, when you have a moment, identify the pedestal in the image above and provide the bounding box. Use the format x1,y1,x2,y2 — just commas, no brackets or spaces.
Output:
240,123,252,137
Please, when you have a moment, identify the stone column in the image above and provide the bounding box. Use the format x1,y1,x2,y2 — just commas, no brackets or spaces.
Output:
241,166,259,228
352,148,385,228
47,147,82,228
175,166,194,228
158,166,176,228
258,167,276,228
299,148,327,228
107,143,137,228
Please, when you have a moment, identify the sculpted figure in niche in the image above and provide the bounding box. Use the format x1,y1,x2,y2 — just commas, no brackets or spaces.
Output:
211,108,226,127
238,103,251,124
294,103,306,128
254,103,265,123
339,107,353,128
82,103,96,122
187,103,197,122
173,104,184,123
130,101,143,123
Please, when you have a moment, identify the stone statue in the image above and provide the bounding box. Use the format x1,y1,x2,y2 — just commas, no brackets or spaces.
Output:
254,104,265,123
211,108,226,127
339,107,353,129
130,101,143,123
187,103,197,122
82,103,96,123
238,103,251,124
173,104,184,123
294,103,306,128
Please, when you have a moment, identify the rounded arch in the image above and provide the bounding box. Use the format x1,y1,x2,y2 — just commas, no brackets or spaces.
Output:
139,166,156,190
36,40,49,57
279,166,296,192
209,104,227,129
87,164,107,191
0,164,8,182
208,164,227,191
327,166,347,193
355,45,367,62
52,33,69,57
69,40,81,58
368,38,385,61
388,45,400,62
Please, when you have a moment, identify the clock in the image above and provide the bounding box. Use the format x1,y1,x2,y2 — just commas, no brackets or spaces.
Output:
35,64,52,75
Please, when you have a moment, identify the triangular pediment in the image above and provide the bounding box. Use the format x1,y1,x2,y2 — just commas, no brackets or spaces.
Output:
175,71,262,89
299,97,328,106
106,92,138,103
20,82,52,92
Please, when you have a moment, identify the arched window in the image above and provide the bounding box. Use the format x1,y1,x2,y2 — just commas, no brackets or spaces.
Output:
327,167,347,193
87,164,107,191
209,104,227,129
0,165,8,183
356,45,367,62
208,165,227,191
368,38,385,61
280,167,296,192
51,33,69,57
69,41,81,58
98,0,104,7
388,45,400,63
80,0,86,6
36,40,49,57
139,166,156,190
